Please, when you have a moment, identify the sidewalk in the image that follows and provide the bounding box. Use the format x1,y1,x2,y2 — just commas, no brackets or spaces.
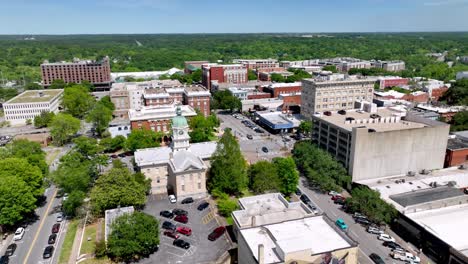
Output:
68,221,85,264
0,234,13,256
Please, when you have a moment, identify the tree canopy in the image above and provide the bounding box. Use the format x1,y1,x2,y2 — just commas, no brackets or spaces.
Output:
189,112,219,143
345,186,398,224
125,129,163,152
0,176,37,226
272,157,299,195
50,113,81,146
212,90,241,112
248,161,280,194
62,85,96,118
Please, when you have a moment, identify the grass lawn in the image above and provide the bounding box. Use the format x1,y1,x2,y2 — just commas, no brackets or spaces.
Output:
58,219,79,264
81,223,98,255
80,257,113,264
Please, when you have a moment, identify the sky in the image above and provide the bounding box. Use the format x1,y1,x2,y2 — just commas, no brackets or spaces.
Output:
0,0,468,34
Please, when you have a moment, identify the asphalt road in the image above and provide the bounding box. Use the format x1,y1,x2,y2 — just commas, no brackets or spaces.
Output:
298,178,405,264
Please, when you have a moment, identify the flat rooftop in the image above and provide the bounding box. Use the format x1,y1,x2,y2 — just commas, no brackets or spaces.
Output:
391,186,464,207
257,112,302,129
407,203,468,258
313,107,429,132
240,216,353,263
447,137,468,150
6,89,63,104
232,193,313,229
128,104,197,121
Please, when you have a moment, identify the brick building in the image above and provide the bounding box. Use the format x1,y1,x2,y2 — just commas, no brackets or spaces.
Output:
377,77,409,88
258,70,293,81
41,57,111,90
233,59,279,71
202,64,248,90
430,87,448,101
184,61,210,74
128,104,197,132
247,92,271,100
261,82,302,98
444,136,468,168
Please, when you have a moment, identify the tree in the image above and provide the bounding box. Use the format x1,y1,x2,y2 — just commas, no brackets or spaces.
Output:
62,85,96,118
62,190,85,217
217,198,239,217
49,79,66,89
125,129,163,152
99,95,115,111
0,158,44,197
208,130,248,195
272,157,299,195
248,69,257,80
322,65,338,73
270,73,285,82
191,69,202,83
345,186,398,224
25,82,42,90
451,111,468,131
50,113,81,146
298,120,312,136
248,161,280,194
34,111,55,128
107,212,159,262
189,112,219,143
90,168,147,214
86,102,113,136
52,157,92,194
6,139,48,175
212,90,242,112
100,135,126,152
0,176,36,226
73,136,101,157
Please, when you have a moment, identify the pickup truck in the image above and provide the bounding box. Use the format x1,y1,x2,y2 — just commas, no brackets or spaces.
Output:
390,251,420,263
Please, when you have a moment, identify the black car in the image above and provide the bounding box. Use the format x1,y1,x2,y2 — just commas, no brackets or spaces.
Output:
355,217,371,225
369,253,384,264
43,246,54,259
173,239,190,249
334,198,346,205
172,208,188,216
48,234,57,244
118,153,126,158
181,197,194,204
160,210,174,218
0,256,8,264
162,221,176,231
5,244,16,256
300,194,310,203
261,147,269,153
383,241,403,250
295,188,302,195
247,134,253,140
197,202,210,211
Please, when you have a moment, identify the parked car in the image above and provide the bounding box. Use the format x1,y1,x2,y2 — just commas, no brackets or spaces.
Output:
160,210,174,219
56,213,63,222
0,256,8,264
366,226,384,235
331,194,344,201
378,233,395,242
174,215,188,224
176,226,192,236
173,239,190,249
352,212,367,219
335,219,348,230
208,226,226,241
295,188,302,195
118,153,126,158
162,221,176,231
383,241,403,250
390,251,420,263
43,246,54,259
369,253,385,264
261,147,269,153
197,202,210,211
328,190,340,196
181,197,194,204
300,194,310,203
355,217,371,225
5,244,17,256
51,223,61,234
172,208,188,216
306,202,319,214
48,234,57,244
247,134,253,140
334,198,346,205
168,194,177,203
163,230,180,239
110,154,118,159
13,228,25,241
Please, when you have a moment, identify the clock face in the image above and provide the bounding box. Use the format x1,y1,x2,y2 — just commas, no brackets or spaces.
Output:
178,130,184,135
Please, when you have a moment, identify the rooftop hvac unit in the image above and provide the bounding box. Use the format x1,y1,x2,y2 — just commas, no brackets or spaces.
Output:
420,169,430,175
459,164,467,170
407,171,416,176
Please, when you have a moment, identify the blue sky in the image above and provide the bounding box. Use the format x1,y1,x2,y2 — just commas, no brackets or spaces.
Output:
0,0,467,34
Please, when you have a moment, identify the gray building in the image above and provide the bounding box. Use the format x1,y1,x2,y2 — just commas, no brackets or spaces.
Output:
311,107,450,182
301,77,375,119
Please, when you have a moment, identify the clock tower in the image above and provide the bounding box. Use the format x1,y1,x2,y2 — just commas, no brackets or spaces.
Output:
171,106,190,152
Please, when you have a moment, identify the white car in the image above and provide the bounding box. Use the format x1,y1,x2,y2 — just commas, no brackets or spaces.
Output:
390,251,420,263
378,233,395,242
13,227,25,241
168,195,177,204
328,191,340,196
56,213,63,222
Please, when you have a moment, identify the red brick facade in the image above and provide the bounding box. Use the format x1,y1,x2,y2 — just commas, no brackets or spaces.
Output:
401,93,429,103
262,83,302,98
247,93,271,100
281,94,302,110
445,148,468,167
131,119,171,132
379,78,409,88
202,64,248,90
184,95,210,116
431,87,448,101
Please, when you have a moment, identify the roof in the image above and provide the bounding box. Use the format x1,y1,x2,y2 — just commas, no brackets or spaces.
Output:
453,130,468,141
6,89,63,104
172,106,188,128
257,111,302,129
263,82,302,88
239,216,353,263
447,137,468,150
170,150,205,172
128,104,197,121
110,68,182,80
104,206,134,241
391,186,464,207
232,193,313,229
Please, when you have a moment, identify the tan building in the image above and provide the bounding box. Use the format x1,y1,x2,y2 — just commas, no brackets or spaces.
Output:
134,107,217,198
301,77,375,118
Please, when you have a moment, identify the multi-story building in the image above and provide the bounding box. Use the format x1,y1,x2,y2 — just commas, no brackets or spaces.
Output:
183,86,211,116
233,59,279,71
228,87,248,101
261,82,302,98
134,109,217,197
3,89,63,126
258,70,293,81
280,59,320,68
318,57,371,72
377,76,409,88
311,106,450,182
202,64,248,90
372,60,406,72
184,61,210,74
233,193,358,264
128,104,197,133
301,77,375,118
444,132,468,168
41,57,111,90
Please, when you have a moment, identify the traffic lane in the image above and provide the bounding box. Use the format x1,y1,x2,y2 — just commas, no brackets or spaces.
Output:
298,179,400,263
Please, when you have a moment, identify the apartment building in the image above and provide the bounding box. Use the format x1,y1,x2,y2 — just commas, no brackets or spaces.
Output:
41,57,111,90
311,106,449,182
233,59,279,71
202,64,248,90
301,77,375,118
3,89,63,126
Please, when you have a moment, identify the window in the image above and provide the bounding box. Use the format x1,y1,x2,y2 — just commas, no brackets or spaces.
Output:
198,182,202,189
157,177,160,183
323,98,328,102
181,185,185,191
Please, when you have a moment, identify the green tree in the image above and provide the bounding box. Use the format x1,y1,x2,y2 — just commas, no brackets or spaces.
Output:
34,111,55,128
248,161,280,194
100,135,126,153
87,102,113,136
208,130,247,195
212,90,242,112
107,212,159,262
270,73,285,82
6,139,48,175
125,129,163,152
62,85,96,118
272,157,299,195
247,69,257,80
217,198,239,217
451,111,468,131
50,79,66,89
50,113,81,146
191,69,202,83
99,95,115,111
73,136,101,157
189,112,219,143
0,158,44,197
0,176,37,226
25,82,42,90
322,65,338,73
62,190,85,217
345,186,398,224
298,120,312,136
90,168,147,214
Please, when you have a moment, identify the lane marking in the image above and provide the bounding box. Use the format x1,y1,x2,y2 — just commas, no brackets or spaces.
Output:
23,188,58,264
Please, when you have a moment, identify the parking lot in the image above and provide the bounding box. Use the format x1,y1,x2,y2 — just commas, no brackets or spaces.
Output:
142,196,231,264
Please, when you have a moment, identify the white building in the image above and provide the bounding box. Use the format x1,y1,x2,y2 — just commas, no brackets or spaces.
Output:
456,71,468,80
3,89,63,126
110,68,182,81
228,87,248,100
104,206,134,242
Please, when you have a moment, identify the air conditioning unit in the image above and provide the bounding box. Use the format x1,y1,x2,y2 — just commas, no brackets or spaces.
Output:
420,169,430,175
407,171,416,176
459,165,467,170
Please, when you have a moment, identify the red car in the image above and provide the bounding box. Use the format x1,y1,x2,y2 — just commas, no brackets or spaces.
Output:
163,230,180,239
208,226,226,241
174,215,188,224
331,195,344,201
176,226,192,236
51,223,60,234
